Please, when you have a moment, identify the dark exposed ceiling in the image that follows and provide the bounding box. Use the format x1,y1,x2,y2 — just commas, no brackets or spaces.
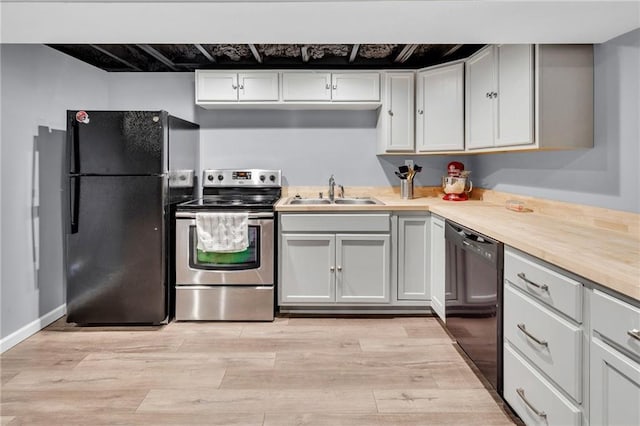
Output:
48,44,485,72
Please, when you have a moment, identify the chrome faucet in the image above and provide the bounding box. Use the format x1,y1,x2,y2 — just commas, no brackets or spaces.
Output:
328,175,336,202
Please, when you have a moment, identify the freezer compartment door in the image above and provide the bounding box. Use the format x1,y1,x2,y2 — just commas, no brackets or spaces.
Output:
66,175,167,324
68,110,167,175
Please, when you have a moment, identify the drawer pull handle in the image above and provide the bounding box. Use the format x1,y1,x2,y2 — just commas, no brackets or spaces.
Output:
516,388,547,419
517,323,548,347
517,272,549,292
628,329,640,341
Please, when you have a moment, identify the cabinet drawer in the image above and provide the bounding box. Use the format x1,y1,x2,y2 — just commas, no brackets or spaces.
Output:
591,289,640,359
504,247,582,322
280,214,390,233
504,343,582,426
504,285,582,402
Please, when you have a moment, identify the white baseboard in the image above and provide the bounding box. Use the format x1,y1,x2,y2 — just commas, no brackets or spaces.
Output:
0,304,66,353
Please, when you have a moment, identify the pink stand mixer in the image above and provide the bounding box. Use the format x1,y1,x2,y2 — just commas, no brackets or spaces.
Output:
442,161,473,201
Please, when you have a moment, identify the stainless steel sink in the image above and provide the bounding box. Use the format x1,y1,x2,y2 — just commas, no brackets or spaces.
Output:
286,197,383,206
288,198,331,205
333,198,381,205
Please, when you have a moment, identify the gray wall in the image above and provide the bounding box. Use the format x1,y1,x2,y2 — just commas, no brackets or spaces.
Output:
0,44,110,343
197,109,457,188
469,29,640,213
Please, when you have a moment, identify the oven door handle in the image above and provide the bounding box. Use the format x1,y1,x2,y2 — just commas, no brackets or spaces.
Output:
175,211,274,220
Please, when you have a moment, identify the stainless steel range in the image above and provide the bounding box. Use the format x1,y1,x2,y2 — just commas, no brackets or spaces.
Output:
174,169,281,321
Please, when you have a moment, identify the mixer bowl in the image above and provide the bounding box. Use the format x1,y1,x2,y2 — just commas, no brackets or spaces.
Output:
442,176,472,201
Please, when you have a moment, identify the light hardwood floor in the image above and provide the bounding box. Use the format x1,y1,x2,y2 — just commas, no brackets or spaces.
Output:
1,316,517,425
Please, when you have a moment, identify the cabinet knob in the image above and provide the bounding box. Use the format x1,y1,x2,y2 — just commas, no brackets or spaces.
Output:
232,84,238,90
337,266,342,272
486,92,491,98
492,91,498,98
325,83,331,90
388,110,393,116
332,84,337,90
239,84,244,90
417,109,424,115
330,266,335,272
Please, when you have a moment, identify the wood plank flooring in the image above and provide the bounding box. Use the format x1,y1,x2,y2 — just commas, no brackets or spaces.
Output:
1,316,516,425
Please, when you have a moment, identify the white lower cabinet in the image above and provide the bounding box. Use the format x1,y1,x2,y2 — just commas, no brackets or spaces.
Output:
280,234,335,303
429,215,445,321
396,214,430,301
504,342,582,426
280,233,389,304
279,214,391,306
336,234,390,303
503,246,584,425
589,289,640,426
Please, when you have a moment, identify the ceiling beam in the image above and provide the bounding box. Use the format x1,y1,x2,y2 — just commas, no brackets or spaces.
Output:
135,44,178,71
349,44,360,63
194,44,216,62
394,44,418,63
301,46,310,63
89,44,141,71
443,44,463,56
248,44,263,63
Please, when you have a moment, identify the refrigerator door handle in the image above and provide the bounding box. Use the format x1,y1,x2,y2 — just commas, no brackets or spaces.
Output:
70,119,80,174
70,177,80,234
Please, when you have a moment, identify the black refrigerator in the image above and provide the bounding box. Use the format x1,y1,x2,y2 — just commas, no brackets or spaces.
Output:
65,110,199,325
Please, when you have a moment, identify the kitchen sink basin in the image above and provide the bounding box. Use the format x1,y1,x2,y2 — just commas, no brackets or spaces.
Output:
333,198,381,205
286,197,384,206
288,198,331,205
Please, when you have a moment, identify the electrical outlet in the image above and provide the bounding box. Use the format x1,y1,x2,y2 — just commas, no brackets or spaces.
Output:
404,160,414,169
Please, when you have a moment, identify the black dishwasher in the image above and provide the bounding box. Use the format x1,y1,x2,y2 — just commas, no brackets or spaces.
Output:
445,220,504,396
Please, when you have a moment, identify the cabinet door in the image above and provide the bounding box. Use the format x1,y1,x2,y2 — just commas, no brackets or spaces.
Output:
336,234,390,303
465,47,496,150
495,44,534,147
331,73,380,101
382,73,415,151
280,234,335,303
416,64,464,152
397,216,430,301
196,71,238,101
238,72,279,101
430,215,446,321
590,338,640,426
282,72,331,101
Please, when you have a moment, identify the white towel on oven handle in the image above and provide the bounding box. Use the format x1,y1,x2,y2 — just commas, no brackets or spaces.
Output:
195,212,249,253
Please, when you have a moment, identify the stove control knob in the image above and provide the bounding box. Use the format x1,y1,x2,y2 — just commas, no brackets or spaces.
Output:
259,175,266,182
207,174,214,181
269,175,276,182
217,174,224,181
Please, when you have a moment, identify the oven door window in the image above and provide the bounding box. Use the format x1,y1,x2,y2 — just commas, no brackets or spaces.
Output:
189,225,261,270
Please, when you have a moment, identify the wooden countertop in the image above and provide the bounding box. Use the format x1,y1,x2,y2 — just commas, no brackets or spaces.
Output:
275,188,640,302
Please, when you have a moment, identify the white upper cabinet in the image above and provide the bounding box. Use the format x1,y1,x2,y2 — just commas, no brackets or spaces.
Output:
197,72,239,101
196,70,278,102
495,44,534,147
377,72,415,153
331,73,380,101
466,44,534,150
466,47,497,149
197,70,381,108
465,44,593,152
416,62,464,152
282,72,332,101
238,72,279,101
281,72,379,102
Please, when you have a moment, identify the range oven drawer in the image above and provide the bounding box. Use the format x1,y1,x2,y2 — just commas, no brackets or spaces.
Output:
176,286,274,321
